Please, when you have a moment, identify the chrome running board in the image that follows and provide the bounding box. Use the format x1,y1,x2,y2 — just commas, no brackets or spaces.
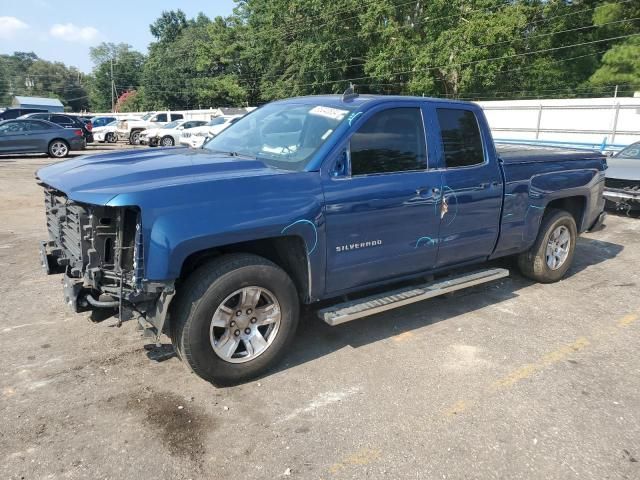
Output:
318,268,509,326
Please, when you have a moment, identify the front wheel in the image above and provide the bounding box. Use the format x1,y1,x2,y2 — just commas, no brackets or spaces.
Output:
106,132,117,143
517,209,577,283
170,254,299,385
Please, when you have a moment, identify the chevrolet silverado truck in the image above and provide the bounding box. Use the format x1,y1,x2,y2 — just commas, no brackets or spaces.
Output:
36,94,606,385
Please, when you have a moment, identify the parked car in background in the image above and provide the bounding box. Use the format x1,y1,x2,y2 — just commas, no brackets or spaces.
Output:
91,116,117,128
20,112,93,144
179,115,243,148
143,119,208,147
0,108,48,121
604,141,640,212
0,119,85,157
116,111,184,145
93,121,119,143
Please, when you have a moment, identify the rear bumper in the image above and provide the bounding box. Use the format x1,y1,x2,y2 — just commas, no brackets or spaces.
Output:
69,137,86,150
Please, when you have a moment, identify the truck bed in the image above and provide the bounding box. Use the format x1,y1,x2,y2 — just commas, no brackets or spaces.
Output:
492,143,606,259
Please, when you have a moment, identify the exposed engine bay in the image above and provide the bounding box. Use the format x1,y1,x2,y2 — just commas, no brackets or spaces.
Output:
38,185,173,335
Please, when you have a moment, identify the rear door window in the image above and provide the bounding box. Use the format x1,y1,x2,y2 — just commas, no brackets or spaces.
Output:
171,113,183,121
436,108,485,168
154,113,168,122
51,115,74,127
350,107,427,176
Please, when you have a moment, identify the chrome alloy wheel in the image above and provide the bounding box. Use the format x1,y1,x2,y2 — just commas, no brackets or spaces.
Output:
546,225,571,270
50,141,68,157
209,286,281,363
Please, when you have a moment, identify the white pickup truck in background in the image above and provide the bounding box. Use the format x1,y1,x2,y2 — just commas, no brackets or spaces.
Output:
116,111,185,145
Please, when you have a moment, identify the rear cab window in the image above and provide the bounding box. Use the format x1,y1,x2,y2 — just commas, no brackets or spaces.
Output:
436,108,485,168
350,107,427,176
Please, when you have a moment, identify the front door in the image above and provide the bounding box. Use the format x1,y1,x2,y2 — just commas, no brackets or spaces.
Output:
0,121,30,153
323,106,442,293
432,107,503,267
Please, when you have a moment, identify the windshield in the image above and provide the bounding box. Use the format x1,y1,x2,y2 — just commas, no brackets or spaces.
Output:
207,117,227,126
204,103,354,170
163,120,181,129
616,142,640,159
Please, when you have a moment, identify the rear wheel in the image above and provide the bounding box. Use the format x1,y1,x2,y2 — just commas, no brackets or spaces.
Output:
160,136,175,147
106,132,117,143
129,130,141,145
170,254,299,385
48,139,69,158
517,209,577,283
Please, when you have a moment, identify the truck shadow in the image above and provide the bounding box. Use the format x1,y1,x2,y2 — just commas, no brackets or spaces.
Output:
268,237,623,378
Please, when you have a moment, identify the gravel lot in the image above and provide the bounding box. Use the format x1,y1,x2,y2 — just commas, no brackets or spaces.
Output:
1,147,639,480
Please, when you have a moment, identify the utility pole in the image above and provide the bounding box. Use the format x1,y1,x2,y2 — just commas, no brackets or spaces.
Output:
110,57,115,112
613,85,618,98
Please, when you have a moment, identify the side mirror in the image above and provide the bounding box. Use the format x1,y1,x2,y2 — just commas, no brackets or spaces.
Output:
332,150,349,177
606,151,615,157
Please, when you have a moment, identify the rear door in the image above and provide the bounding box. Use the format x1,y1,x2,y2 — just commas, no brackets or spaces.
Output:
323,104,442,293
23,120,55,152
432,106,503,267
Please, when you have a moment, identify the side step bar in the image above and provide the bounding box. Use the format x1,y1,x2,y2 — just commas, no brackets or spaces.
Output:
317,268,509,326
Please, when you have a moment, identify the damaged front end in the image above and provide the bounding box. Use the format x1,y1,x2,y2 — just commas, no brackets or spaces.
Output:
604,178,640,214
39,185,173,339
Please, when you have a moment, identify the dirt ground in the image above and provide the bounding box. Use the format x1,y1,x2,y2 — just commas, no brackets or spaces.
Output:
1,147,639,480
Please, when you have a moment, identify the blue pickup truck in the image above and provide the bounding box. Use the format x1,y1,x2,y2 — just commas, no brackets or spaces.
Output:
37,94,606,384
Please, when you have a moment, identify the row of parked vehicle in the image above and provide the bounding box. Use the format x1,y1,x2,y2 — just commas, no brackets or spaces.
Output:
0,107,98,157
100,111,244,148
0,106,247,158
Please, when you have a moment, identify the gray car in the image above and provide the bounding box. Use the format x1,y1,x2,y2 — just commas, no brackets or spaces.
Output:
604,141,640,212
0,119,86,158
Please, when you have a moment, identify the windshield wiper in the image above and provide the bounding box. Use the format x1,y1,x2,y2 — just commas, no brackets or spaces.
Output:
207,149,255,159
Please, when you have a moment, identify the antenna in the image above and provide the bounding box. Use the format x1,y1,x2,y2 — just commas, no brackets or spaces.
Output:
342,82,359,102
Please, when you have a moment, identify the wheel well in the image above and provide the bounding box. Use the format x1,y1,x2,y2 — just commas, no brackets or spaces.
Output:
48,138,69,151
546,196,585,229
179,236,311,302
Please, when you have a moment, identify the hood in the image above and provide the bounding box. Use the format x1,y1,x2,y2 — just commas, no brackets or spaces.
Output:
35,147,286,205
606,157,640,181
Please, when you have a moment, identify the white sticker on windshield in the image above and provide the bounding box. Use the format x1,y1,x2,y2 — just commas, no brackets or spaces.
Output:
321,129,333,140
309,106,349,121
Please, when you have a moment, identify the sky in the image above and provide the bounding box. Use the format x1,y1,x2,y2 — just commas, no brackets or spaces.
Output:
0,0,237,72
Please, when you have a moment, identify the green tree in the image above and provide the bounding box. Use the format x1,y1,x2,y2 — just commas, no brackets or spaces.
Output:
88,42,145,112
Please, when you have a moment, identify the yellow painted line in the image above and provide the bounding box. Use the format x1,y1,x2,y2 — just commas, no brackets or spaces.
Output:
617,313,638,328
392,331,415,343
443,399,469,416
493,337,589,390
328,448,382,475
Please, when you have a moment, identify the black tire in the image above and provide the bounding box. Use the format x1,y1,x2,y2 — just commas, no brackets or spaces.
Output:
106,132,117,144
170,253,299,385
48,139,69,158
517,209,577,283
129,130,141,145
160,136,175,147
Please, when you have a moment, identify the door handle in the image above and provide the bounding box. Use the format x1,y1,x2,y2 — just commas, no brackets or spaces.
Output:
479,181,499,189
416,186,440,197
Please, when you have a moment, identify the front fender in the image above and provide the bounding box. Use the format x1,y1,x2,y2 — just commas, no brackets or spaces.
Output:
114,172,327,297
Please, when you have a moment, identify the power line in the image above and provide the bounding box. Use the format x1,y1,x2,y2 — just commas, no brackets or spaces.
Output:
114,12,639,89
